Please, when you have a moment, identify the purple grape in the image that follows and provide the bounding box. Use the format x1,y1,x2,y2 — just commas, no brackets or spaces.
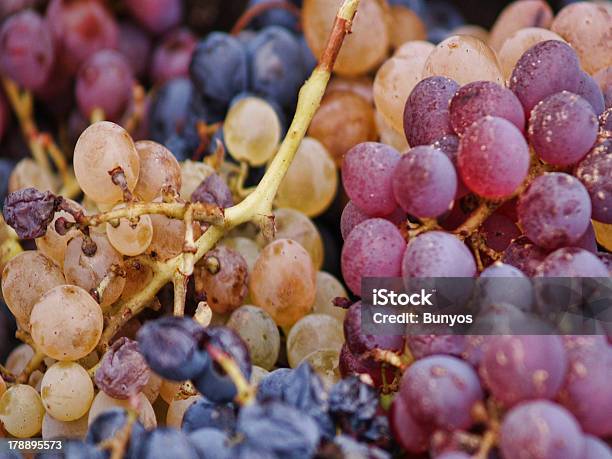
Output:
583,435,612,459
479,262,533,312
340,201,405,240
528,91,598,166
76,50,133,122
392,146,457,218
481,213,521,252
457,116,530,199
432,135,469,199
403,76,459,147
437,453,470,459
405,335,466,360
191,173,233,209
500,401,585,459
0,10,54,90
117,22,152,79
480,335,567,407
577,71,606,115
575,139,612,223
125,0,183,35
151,28,196,86
574,222,597,253
342,142,401,217
536,247,609,277
388,396,431,454
518,173,591,250
399,355,483,430
450,81,525,135
502,236,549,276
402,231,476,278
461,335,489,368
509,40,582,115
0,92,8,142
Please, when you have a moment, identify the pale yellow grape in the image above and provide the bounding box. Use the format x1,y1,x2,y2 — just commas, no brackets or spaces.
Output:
42,413,88,440
451,25,490,43
147,212,200,262
142,372,162,404
179,160,214,200
551,2,612,74
1,251,65,330
225,97,281,166
250,366,269,386
303,0,389,76
120,260,154,301
8,158,59,193
159,380,183,404
374,41,435,133
249,239,316,327
326,75,375,104
303,348,341,389
498,28,565,81
106,204,153,256
423,35,504,86
30,285,103,361
221,237,260,272
388,5,427,49
488,0,553,51
276,137,337,217
133,140,182,201
286,314,344,368
226,305,280,370
313,271,348,321
40,362,93,421
0,384,45,438
5,344,34,375
375,111,409,152
88,392,156,429
36,199,83,269
73,121,140,204
166,395,201,429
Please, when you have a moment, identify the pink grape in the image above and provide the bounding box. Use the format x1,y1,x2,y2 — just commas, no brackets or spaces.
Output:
502,236,549,276
124,0,183,35
574,223,597,253
340,201,405,240
431,135,469,199
583,436,612,459
341,218,406,295
341,142,400,217
388,396,431,454
577,71,606,115
457,116,530,199
518,173,591,250
151,28,196,86
575,139,612,223
405,335,466,360
117,22,151,79
536,247,609,277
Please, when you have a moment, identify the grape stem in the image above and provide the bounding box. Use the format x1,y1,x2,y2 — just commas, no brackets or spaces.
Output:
0,364,16,383
90,107,106,124
16,350,45,384
230,0,301,35
99,396,139,459
123,84,147,135
96,0,362,352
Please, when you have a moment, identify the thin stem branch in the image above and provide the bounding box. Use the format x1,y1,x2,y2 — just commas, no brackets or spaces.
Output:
17,350,45,384
206,344,255,406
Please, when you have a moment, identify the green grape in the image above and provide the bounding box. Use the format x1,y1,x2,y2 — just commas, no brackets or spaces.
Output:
40,362,94,421
313,271,347,321
0,384,45,438
286,314,344,368
303,348,341,390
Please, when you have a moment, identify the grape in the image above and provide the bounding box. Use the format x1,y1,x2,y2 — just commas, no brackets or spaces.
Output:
500,401,585,459
166,395,201,429
0,10,54,90
399,355,483,430
339,343,396,388
287,314,343,368
142,373,162,404
340,203,404,243
0,384,45,438
30,285,103,361
64,232,126,308
509,40,582,116
105,205,153,257
5,344,34,376
551,2,611,75
518,173,592,250
488,0,553,51
191,172,233,209
194,246,248,315
36,199,82,269
276,137,337,218
88,391,157,429
303,0,389,77
577,71,606,116
221,237,260,272
423,35,504,86
392,145,457,218
42,413,88,440
536,247,609,277
479,262,533,312
125,0,182,35
584,435,612,459
481,213,521,252
402,231,476,278
247,0,299,30
309,90,377,166
373,41,434,134
149,78,194,144
117,22,151,79
249,239,316,327
41,362,94,421
593,66,612,109
343,301,404,357
375,110,410,153
388,396,431,454
1,251,65,330
133,140,182,202
342,142,401,217
46,0,118,73
151,28,196,86
502,236,549,276
575,139,612,223
406,335,466,360
458,116,529,199
179,160,214,201
147,213,196,261
388,5,427,49
73,121,140,204
498,27,565,81
341,219,406,295
257,208,324,270
224,96,281,166
8,158,59,193
250,366,269,386
449,81,525,135
226,305,280,371
313,271,347,322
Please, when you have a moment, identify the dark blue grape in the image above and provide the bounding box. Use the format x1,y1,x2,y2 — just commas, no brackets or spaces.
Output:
256,367,292,401
181,397,236,433
86,408,146,458
130,428,199,459
328,435,391,459
299,35,317,77
387,0,426,17
188,428,232,459
36,441,105,459
247,0,299,31
149,78,194,144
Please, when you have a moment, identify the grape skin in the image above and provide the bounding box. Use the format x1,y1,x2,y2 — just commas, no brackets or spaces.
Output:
502,236,549,277
340,201,405,241
0,384,45,438
583,435,612,459
88,391,157,429
312,271,347,322
388,396,431,454
575,139,612,223
106,205,153,257
287,314,343,369
40,362,94,421
488,0,553,51
133,140,182,202
150,28,196,86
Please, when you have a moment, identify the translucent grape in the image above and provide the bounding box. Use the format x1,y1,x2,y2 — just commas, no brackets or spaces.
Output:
392,145,457,218
313,271,347,322
403,76,459,147
106,205,153,257
42,413,88,440
226,305,280,371
8,158,59,193
224,97,281,167
73,121,140,204
422,35,504,86
500,401,584,459
341,219,406,295
41,362,94,421
88,392,156,429
166,395,201,429
0,384,45,438
326,76,374,104
147,213,193,262
342,142,401,217
221,237,260,272
303,0,389,76
287,314,344,368
1,251,65,330
518,173,592,250
340,200,405,240
536,247,609,277
575,139,612,223
449,81,525,135
142,373,162,404
457,116,530,199
528,91,598,166
179,160,214,201
276,137,338,217
36,199,82,269
249,239,316,327
159,380,182,404
133,140,182,201
488,0,553,51
451,24,489,43
64,233,126,308
388,5,427,49
250,366,270,386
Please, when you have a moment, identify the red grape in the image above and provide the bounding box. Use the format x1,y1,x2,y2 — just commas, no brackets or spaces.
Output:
432,135,469,199
502,236,549,276
388,396,431,454
575,139,612,224
340,201,405,240
151,28,196,86
577,71,606,116
117,21,152,79
125,0,183,35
